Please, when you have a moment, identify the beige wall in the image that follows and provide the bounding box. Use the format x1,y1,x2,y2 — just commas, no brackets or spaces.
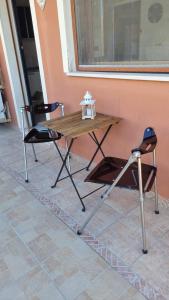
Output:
0,38,17,124
35,0,169,198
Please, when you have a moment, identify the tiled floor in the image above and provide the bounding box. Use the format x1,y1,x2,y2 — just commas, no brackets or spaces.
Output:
0,124,169,300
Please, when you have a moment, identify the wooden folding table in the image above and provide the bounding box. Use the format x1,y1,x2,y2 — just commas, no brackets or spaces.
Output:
42,111,121,211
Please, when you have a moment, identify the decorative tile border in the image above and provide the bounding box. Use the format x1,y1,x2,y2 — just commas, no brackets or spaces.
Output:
0,159,166,300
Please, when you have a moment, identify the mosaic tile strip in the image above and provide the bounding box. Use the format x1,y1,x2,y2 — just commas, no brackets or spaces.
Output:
0,159,166,300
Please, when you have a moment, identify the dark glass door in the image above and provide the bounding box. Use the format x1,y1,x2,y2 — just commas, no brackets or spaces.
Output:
12,0,45,125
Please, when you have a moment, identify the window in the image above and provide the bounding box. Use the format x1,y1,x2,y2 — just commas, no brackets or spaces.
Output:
71,0,169,72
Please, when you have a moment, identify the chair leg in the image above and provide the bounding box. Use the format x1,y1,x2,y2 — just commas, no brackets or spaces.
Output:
77,193,107,235
77,155,137,235
20,107,29,182
138,156,148,254
59,103,71,172
31,143,38,162
65,138,71,172
154,178,159,214
139,195,147,254
152,149,159,214
23,142,29,182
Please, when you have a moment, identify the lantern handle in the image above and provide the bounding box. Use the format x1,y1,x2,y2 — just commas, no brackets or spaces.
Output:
84,91,92,101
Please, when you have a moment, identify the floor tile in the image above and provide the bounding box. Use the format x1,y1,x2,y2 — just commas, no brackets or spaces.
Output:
28,233,59,262
85,268,130,300
0,237,36,281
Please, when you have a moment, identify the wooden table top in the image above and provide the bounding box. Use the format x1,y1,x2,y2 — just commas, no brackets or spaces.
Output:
42,111,121,139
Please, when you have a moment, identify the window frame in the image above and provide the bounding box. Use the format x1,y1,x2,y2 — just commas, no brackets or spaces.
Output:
71,0,169,73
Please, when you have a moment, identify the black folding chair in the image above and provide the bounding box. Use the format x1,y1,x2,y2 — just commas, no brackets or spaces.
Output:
77,127,159,254
20,102,69,182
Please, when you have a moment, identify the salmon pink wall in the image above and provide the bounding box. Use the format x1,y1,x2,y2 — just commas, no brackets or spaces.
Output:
0,38,17,124
35,0,169,198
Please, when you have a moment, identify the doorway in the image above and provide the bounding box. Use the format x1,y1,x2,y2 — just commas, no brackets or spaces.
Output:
11,0,46,125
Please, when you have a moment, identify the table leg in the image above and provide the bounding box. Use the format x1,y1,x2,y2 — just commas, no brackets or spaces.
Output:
52,138,86,212
88,132,105,158
86,124,112,171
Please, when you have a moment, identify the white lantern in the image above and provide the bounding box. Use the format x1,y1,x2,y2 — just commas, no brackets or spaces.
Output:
80,91,96,120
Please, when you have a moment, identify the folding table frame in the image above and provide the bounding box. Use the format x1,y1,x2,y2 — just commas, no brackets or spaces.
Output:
42,111,121,211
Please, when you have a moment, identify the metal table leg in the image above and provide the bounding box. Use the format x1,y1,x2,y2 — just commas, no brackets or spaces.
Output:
88,132,105,158
86,125,112,170
52,138,86,211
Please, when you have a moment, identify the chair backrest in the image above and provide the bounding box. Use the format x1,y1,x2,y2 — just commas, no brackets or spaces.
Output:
25,102,61,115
132,127,157,155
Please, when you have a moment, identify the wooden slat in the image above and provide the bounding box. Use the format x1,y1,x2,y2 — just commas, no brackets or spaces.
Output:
42,111,122,139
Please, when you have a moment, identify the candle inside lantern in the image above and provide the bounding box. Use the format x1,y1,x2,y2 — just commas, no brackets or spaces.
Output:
87,107,91,116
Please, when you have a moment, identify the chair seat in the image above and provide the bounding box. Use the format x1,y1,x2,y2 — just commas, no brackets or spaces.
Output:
85,157,157,192
24,126,62,143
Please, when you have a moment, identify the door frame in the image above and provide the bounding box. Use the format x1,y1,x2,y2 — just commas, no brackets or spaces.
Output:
0,0,48,128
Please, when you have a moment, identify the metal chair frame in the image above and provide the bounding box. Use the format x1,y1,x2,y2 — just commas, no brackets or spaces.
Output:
77,127,159,254
20,102,70,182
